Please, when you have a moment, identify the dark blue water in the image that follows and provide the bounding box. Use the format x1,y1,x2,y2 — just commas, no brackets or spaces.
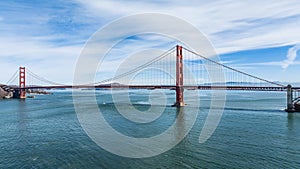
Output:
0,90,299,168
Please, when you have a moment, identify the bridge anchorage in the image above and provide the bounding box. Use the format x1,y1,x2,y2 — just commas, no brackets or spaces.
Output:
286,84,300,113
4,45,300,113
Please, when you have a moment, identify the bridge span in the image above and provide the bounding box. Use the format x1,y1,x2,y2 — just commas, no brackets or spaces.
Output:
4,45,300,112
16,85,299,92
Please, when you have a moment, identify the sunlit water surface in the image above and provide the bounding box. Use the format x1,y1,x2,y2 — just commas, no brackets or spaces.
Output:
0,90,299,168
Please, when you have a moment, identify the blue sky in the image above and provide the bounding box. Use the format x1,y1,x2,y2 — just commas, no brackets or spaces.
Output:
0,0,300,85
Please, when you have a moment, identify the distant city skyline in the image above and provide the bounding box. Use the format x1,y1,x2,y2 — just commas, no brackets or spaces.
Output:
0,0,300,84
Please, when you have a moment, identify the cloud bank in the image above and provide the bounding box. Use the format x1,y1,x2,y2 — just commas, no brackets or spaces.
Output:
77,0,300,53
1,0,300,83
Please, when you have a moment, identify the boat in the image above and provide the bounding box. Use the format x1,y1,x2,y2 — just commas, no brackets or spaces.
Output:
4,95,11,99
27,95,35,98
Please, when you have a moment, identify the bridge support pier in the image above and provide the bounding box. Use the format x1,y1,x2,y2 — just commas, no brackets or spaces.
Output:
173,45,185,107
286,84,294,112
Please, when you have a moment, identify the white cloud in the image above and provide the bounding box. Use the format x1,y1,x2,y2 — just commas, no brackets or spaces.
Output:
0,36,82,84
282,44,300,69
2,0,300,83
76,0,300,54
229,61,300,67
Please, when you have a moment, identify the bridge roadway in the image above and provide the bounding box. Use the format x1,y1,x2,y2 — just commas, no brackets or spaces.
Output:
14,85,300,91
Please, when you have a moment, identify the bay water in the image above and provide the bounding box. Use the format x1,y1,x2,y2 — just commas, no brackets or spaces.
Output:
0,90,299,168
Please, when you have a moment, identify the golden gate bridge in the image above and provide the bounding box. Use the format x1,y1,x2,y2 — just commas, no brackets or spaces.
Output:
3,45,300,112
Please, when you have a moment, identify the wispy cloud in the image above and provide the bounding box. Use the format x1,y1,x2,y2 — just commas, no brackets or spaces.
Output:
0,35,82,84
282,44,300,69
226,61,300,68
0,1,94,83
76,0,300,54
1,0,300,83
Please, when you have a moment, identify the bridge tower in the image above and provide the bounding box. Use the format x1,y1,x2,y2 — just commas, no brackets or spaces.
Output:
286,84,294,112
174,45,185,107
19,67,26,99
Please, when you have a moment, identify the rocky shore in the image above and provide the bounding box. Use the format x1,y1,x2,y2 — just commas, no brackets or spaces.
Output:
27,89,52,95
0,84,51,99
0,84,14,99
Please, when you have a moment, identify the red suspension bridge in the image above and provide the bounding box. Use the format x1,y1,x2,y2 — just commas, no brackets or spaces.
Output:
3,45,300,112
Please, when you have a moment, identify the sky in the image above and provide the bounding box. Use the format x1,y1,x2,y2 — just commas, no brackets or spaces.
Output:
0,0,300,85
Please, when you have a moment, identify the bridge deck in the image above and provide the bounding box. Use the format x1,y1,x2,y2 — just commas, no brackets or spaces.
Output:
13,85,300,91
